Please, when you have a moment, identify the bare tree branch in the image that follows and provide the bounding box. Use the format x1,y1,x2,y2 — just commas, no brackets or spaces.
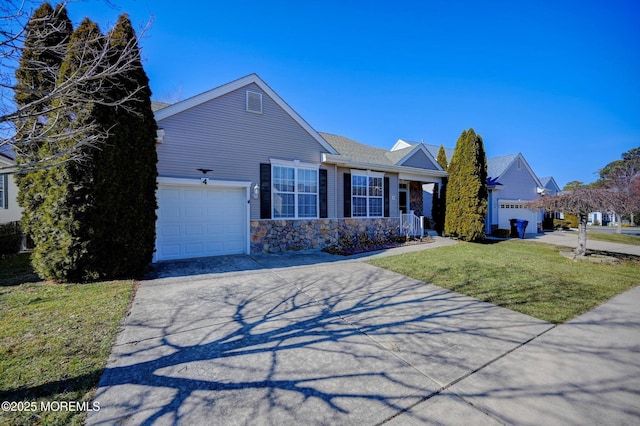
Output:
526,188,622,256
1,0,152,173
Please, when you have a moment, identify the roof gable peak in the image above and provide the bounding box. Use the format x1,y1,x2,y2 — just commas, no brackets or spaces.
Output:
154,74,337,154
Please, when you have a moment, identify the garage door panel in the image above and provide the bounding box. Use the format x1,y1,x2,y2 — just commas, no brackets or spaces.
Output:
205,241,224,252
184,243,204,255
160,187,181,202
207,191,225,203
156,185,247,261
184,224,203,236
184,188,203,200
206,224,225,235
159,207,181,219
185,207,204,217
158,244,181,258
160,225,181,237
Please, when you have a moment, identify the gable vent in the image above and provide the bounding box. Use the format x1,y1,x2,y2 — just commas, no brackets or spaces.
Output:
246,90,262,114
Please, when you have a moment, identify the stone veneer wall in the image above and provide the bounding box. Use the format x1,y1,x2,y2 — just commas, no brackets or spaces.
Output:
250,218,401,253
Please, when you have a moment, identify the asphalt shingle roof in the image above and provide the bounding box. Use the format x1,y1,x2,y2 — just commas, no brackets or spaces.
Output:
320,132,405,166
487,153,519,179
412,139,518,179
399,140,453,166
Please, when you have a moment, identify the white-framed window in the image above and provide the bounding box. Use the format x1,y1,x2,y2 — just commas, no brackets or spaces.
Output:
499,201,525,209
351,170,384,217
272,160,318,218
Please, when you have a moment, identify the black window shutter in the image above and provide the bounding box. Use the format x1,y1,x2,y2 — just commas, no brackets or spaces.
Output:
343,173,351,218
319,169,328,218
1,175,7,209
260,163,271,219
384,176,390,217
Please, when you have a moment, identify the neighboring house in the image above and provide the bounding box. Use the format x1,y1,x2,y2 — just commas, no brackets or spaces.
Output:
588,212,619,226
539,176,564,224
394,141,453,226
0,151,22,225
409,140,551,236
153,74,447,261
485,153,548,235
539,176,561,196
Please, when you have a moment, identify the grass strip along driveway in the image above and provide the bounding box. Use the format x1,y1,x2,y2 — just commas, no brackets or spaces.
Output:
370,239,640,324
578,230,640,246
0,254,134,426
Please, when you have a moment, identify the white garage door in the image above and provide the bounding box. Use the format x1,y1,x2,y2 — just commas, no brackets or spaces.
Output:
498,201,540,234
156,185,247,261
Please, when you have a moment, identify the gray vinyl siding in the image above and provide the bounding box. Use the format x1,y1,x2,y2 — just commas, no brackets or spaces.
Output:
156,83,333,220
402,150,438,169
336,167,399,218
488,160,542,227
495,161,539,201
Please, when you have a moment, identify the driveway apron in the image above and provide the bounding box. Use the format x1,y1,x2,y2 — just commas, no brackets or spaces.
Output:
87,254,552,425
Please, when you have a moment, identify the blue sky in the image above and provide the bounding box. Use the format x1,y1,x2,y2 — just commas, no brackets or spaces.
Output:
65,0,639,188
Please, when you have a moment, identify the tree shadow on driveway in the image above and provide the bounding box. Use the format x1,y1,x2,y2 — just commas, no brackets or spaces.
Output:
89,261,553,425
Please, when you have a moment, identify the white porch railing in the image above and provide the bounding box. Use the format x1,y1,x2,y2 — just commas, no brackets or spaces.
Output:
400,210,424,238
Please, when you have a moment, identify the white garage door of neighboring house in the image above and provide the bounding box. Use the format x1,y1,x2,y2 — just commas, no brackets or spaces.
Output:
498,200,540,234
155,183,248,261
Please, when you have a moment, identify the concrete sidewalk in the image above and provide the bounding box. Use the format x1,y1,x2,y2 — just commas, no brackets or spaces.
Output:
389,285,640,425
525,231,640,256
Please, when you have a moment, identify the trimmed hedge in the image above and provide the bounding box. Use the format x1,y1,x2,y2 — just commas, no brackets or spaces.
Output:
491,228,511,238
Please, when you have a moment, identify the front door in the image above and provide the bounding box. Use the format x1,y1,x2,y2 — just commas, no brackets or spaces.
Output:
399,189,408,214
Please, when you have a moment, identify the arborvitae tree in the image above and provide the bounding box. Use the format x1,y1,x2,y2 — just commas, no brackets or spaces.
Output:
88,13,157,278
29,18,108,282
431,145,448,235
29,14,158,282
436,145,448,170
444,129,488,241
14,2,72,118
14,2,72,250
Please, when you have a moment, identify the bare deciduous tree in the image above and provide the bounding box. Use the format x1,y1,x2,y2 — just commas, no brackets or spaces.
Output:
526,188,619,257
1,0,151,173
597,148,640,231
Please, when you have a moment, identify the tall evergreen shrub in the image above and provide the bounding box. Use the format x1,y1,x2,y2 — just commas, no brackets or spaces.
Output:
14,2,72,250
28,18,107,282
444,129,488,241
431,145,448,235
90,14,158,277
27,14,158,282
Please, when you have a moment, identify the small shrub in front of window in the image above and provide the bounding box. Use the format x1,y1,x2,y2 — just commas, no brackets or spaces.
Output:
0,222,22,257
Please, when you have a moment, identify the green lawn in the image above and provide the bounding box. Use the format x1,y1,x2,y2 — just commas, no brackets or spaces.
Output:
583,230,640,246
370,239,640,324
0,254,135,426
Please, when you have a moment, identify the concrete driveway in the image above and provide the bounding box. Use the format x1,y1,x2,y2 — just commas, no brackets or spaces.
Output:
87,245,639,425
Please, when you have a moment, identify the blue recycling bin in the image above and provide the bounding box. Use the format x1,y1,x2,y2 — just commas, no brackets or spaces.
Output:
515,219,528,239
509,219,529,238
509,219,518,238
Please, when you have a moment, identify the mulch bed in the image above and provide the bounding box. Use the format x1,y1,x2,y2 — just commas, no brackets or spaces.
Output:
322,236,435,256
